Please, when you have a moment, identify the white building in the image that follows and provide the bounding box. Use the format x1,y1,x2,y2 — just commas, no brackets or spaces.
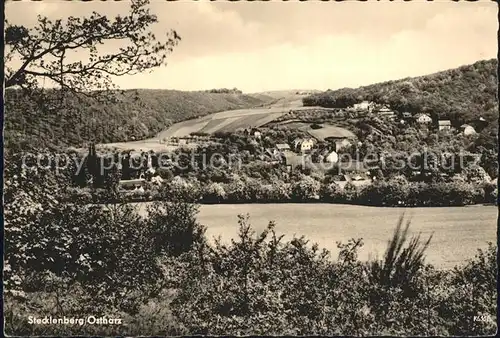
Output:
325,151,339,164
416,113,432,124
119,178,146,190
378,107,396,120
438,120,452,131
353,101,374,112
461,124,477,136
293,138,315,153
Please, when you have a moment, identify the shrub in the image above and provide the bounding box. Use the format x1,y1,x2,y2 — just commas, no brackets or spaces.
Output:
320,182,342,202
164,176,202,202
482,182,498,204
5,198,163,314
202,182,227,203
225,178,250,202
341,182,359,203
146,201,206,257
268,180,292,202
360,179,409,206
291,175,321,201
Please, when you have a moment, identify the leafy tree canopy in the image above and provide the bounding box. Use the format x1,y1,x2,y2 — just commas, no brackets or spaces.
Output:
4,0,180,103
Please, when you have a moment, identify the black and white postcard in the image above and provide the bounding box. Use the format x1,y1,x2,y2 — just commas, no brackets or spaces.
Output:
3,0,498,336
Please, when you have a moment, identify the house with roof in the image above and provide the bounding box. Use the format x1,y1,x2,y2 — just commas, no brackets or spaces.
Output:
119,178,146,191
353,101,375,112
415,113,432,124
293,138,315,153
349,173,373,187
377,107,396,120
264,147,286,163
460,124,477,136
275,143,291,152
309,126,356,153
332,173,372,189
325,150,339,164
337,160,378,175
438,120,452,131
377,106,391,113
402,112,413,119
282,151,306,171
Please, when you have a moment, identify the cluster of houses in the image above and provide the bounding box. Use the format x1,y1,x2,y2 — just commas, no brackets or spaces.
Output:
116,101,489,193
255,101,491,183
415,114,486,134
261,131,374,186
350,100,486,135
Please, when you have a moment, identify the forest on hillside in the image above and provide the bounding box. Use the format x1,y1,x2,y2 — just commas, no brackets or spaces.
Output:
303,59,498,125
4,89,271,151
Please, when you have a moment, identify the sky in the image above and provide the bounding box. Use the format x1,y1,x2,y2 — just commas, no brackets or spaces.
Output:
5,0,498,93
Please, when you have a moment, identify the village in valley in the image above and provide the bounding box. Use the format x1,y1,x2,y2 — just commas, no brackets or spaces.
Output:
104,97,493,196
3,0,498,336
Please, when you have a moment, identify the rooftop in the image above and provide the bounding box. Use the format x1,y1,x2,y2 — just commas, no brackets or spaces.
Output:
276,143,291,150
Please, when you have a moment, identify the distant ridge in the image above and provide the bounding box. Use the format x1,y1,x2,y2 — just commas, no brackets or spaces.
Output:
303,59,498,124
4,89,274,151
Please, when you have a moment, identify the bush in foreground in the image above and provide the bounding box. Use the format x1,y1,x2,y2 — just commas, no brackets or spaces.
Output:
3,167,497,335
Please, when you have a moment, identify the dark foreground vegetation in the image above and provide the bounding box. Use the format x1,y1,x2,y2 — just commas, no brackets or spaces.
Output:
3,165,497,336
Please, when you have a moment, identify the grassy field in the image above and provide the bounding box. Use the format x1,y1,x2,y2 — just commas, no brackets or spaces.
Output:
94,90,329,152
135,203,496,269
276,121,356,140
150,91,317,138
308,124,356,140
157,104,302,138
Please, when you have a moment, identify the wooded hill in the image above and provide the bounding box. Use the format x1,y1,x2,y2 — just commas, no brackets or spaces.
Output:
4,89,272,151
303,59,498,125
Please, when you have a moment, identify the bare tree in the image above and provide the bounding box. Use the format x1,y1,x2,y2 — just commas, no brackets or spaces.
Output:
4,0,180,101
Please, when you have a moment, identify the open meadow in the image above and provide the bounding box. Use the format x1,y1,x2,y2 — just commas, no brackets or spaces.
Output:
134,203,497,269
154,92,307,138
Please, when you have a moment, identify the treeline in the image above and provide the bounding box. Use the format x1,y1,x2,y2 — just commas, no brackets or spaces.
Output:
303,59,498,125
73,174,497,207
4,164,497,335
205,88,243,94
17,140,495,207
4,88,269,151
